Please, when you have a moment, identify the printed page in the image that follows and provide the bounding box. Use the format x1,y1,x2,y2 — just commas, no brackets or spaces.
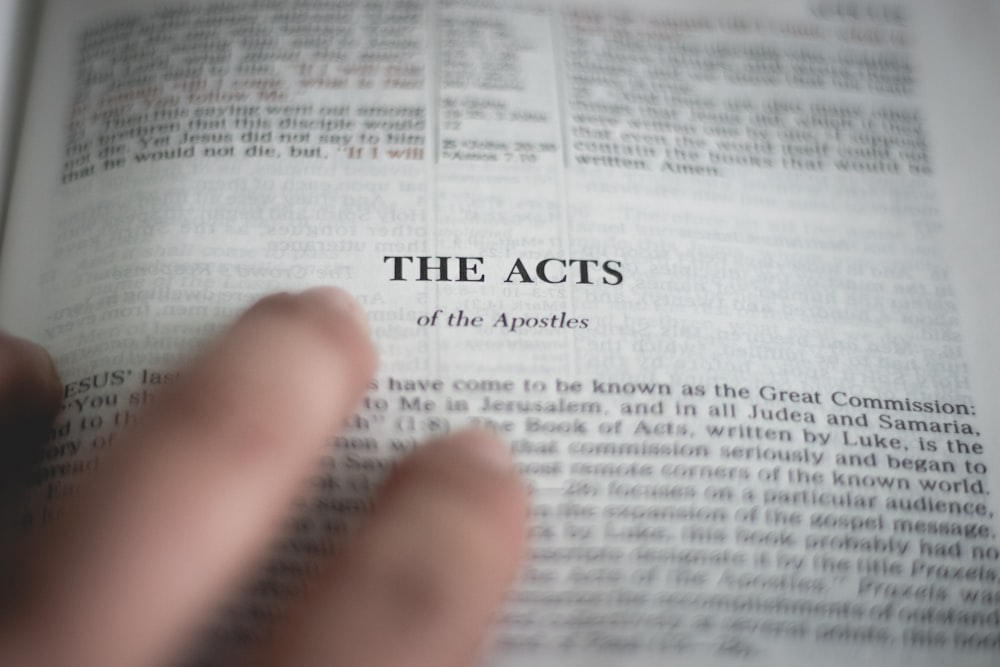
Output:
1,1,999,666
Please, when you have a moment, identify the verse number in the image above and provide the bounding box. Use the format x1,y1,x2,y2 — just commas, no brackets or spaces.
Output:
563,480,599,497
503,152,538,162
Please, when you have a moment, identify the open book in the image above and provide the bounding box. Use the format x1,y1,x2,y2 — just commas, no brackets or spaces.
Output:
3,0,1000,664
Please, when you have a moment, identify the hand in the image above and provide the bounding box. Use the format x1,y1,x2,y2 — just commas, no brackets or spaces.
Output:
0,288,528,667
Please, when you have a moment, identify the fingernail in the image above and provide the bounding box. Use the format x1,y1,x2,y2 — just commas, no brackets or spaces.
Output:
451,429,516,474
299,286,370,336
30,343,61,390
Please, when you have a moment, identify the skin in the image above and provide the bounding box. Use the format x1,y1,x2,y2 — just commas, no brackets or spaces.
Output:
0,287,528,667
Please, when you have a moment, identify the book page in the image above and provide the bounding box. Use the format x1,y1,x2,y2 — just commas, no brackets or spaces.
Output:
1,1,999,665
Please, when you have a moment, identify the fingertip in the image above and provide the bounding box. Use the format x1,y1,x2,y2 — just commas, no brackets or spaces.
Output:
384,428,529,552
0,331,62,420
0,334,62,477
294,286,377,387
234,287,377,394
161,286,378,452
420,427,520,476
260,430,528,667
298,285,371,338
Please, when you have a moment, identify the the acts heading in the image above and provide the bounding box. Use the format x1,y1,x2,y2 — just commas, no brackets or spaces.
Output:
383,256,623,285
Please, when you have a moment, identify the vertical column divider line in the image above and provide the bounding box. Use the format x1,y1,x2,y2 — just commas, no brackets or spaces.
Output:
427,0,440,376
549,5,576,375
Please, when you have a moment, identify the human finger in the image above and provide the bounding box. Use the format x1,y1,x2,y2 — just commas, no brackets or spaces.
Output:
0,287,376,667
0,332,63,594
258,429,528,667
0,330,62,452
